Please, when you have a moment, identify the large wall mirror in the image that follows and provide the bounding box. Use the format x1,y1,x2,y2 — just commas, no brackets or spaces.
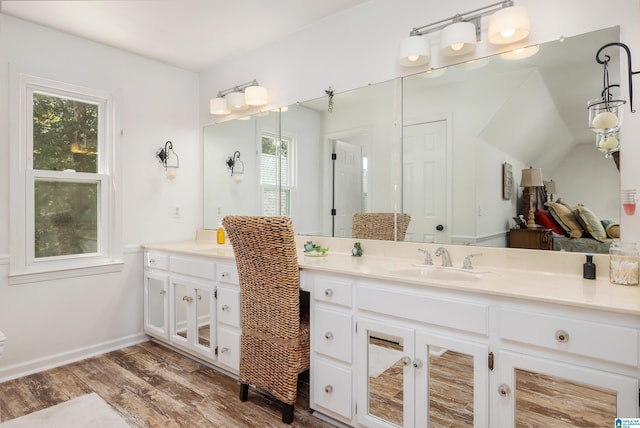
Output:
203,26,621,251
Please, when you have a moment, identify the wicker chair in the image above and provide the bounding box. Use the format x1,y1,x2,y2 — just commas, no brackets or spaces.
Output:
352,212,411,241
222,215,310,424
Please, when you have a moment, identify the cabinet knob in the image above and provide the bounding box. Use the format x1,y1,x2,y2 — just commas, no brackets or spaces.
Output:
149,258,156,265
324,385,333,394
498,384,511,397
324,332,334,341
555,330,570,343
182,296,193,303
220,347,229,354
400,356,411,366
222,305,230,312
221,272,229,278
197,294,202,301
412,359,423,369
324,288,334,298
159,290,166,296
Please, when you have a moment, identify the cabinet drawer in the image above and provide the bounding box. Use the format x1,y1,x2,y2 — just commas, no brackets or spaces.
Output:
314,307,353,363
217,287,241,328
358,283,489,336
171,256,216,280
313,276,353,308
500,308,639,367
217,263,239,285
145,252,169,270
312,358,352,420
217,327,240,372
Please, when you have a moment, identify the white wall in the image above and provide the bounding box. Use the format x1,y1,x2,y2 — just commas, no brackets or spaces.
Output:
0,14,201,380
199,0,640,243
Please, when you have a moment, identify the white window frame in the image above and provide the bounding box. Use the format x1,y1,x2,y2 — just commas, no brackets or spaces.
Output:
9,72,122,284
259,131,297,217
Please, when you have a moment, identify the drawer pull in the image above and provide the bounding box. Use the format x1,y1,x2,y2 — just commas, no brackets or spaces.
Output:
412,359,423,369
324,288,334,298
182,296,193,303
498,384,511,397
222,305,230,312
324,385,333,394
221,272,229,278
197,294,202,301
401,356,411,366
149,258,156,265
324,332,334,341
220,347,229,354
159,290,166,296
555,330,570,343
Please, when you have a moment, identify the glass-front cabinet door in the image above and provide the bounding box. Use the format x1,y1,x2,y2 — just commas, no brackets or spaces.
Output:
357,317,489,428
143,271,169,339
169,278,216,359
497,351,639,427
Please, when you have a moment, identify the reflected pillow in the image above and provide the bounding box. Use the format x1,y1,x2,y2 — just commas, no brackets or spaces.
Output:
603,221,620,239
545,201,584,238
574,204,607,242
555,198,573,210
535,209,565,236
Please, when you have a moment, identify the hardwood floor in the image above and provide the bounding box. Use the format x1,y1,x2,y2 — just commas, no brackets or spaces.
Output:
0,341,334,428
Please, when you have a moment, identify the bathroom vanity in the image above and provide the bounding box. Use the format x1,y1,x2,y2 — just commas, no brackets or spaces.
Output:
143,236,640,427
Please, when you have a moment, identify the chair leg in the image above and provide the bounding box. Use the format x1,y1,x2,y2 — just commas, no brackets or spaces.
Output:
239,383,249,402
282,403,294,424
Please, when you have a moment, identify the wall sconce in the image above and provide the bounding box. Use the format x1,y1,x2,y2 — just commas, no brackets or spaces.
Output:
210,79,268,116
225,151,244,183
520,166,543,229
587,42,639,158
398,1,530,67
156,141,179,179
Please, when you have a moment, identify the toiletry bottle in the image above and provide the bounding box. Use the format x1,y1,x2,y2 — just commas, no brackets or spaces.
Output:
217,223,225,245
583,254,596,280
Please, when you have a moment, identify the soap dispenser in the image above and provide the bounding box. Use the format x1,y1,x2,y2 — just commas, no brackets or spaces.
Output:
583,254,596,280
217,223,225,245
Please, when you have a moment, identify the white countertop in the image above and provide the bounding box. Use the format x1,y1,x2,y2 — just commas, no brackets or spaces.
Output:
142,235,640,316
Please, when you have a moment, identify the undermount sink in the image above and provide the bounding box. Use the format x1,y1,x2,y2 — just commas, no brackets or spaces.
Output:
385,264,482,282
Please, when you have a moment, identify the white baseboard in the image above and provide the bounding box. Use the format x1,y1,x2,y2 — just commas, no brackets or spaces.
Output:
0,333,149,382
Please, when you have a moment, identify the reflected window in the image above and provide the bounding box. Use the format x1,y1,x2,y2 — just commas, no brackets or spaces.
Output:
260,133,295,216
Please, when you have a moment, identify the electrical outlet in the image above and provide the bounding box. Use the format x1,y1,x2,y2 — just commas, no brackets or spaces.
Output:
173,205,181,218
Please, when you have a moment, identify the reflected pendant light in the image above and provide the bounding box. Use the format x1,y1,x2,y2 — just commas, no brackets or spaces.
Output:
398,35,431,66
488,6,530,45
500,45,539,60
210,97,230,115
245,85,268,106
440,21,477,57
227,91,248,111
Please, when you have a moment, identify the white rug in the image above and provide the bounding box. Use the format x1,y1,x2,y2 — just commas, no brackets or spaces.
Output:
0,393,130,428
368,344,404,378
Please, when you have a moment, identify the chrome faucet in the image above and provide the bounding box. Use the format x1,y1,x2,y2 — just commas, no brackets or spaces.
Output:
434,247,452,267
462,253,483,270
418,248,432,265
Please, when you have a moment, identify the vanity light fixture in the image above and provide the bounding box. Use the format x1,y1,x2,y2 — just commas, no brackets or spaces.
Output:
225,151,245,183
587,42,639,158
500,44,539,60
210,79,268,116
398,1,530,67
520,166,543,229
156,141,179,180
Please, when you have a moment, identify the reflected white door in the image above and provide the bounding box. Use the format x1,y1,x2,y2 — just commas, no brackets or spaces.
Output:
333,140,362,238
403,120,448,243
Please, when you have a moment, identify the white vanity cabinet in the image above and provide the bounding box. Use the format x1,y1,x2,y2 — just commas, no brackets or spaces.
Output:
142,250,241,374
356,280,490,428
143,252,170,340
309,274,356,425
494,303,640,426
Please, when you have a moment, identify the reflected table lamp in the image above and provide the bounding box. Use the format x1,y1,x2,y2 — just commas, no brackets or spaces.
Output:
520,167,543,229
544,179,557,202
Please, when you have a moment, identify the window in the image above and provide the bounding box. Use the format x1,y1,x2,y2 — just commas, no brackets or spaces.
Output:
260,133,295,216
9,74,121,283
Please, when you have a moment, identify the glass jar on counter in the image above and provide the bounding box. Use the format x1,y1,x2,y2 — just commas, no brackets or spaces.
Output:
609,241,639,285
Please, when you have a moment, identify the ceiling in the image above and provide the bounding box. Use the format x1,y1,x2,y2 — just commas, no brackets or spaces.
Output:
0,0,370,71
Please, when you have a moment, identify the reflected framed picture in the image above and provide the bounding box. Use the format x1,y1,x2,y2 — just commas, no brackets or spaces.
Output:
503,162,513,200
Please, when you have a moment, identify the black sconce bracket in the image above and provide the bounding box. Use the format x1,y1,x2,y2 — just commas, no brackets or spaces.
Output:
226,151,242,176
596,42,640,113
156,141,179,169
